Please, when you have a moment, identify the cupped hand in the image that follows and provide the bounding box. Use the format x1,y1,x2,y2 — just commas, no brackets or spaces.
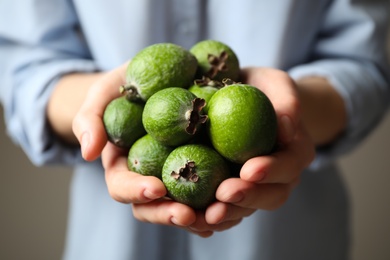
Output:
72,64,315,237
72,63,128,161
199,67,315,228
72,63,198,230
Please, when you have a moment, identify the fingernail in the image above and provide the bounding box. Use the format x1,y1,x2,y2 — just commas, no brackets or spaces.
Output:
280,115,295,143
143,189,161,200
255,171,268,183
188,226,201,231
224,192,244,203
80,132,90,158
170,217,181,226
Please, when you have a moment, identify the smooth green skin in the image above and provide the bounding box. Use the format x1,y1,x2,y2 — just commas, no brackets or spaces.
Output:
127,134,174,179
207,84,277,164
142,87,205,147
126,43,198,101
103,96,146,148
190,40,240,82
188,84,219,113
162,144,231,210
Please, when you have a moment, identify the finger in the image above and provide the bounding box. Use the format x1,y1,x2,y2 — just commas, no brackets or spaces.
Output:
205,201,255,225
241,67,300,144
187,211,243,233
132,199,196,227
72,62,129,161
216,178,292,210
186,229,214,238
102,142,167,203
240,124,315,184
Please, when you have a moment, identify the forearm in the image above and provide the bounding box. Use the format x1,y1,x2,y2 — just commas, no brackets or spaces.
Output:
46,73,104,145
296,76,347,147
48,73,346,149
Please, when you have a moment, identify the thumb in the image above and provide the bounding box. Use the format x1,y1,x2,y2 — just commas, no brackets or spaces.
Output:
241,67,300,145
72,62,129,161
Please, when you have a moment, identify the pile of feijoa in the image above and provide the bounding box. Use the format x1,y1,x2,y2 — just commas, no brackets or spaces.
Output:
103,40,277,209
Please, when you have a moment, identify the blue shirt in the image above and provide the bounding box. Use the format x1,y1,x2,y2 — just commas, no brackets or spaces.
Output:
1,0,389,259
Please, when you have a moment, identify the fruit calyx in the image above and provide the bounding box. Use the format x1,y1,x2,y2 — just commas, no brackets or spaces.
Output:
171,160,199,182
207,51,229,79
120,84,142,102
185,98,208,135
112,138,125,147
222,78,239,86
194,76,224,88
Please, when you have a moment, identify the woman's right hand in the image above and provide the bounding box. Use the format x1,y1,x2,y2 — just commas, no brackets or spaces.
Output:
72,63,202,232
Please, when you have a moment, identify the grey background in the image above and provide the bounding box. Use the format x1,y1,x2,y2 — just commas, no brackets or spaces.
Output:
1,75,390,258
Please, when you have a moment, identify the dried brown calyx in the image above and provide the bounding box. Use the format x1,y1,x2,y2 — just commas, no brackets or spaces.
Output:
222,78,239,86
171,160,199,182
185,98,208,135
119,84,142,102
207,51,229,79
194,76,224,88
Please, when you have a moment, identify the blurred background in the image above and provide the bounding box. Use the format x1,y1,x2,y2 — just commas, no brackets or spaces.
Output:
1,105,390,260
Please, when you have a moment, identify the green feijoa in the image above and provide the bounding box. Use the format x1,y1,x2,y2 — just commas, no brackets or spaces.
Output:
120,43,198,102
190,39,240,82
103,96,146,149
207,84,277,164
142,87,208,147
188,77,223,113
162,144,231,210
127,134,174,179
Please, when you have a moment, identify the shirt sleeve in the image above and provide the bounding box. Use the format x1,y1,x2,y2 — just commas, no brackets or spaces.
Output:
288,0,390,169
0,1,99,166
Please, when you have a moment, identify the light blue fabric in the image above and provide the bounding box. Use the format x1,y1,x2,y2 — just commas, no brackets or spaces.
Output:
1,0,389,259
64,161,349,260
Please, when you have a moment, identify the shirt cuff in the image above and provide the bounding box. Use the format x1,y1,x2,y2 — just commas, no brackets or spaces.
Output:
288,59,390,169
5,59,99,166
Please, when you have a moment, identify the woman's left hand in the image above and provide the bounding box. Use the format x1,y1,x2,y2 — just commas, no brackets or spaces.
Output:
185,67,315,235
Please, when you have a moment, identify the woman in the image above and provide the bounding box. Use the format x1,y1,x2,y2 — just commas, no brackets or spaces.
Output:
1,0,389,259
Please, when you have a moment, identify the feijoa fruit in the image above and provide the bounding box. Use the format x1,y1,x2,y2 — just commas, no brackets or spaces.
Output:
190,40,240,82
103,96,145,148
188,77,223,113
207,84,277,164
127,134,174,179
162,144,231,210
142,87,208,147
120,43,198,102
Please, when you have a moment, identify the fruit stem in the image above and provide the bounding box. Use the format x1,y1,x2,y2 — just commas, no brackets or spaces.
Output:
222,78,239,86
186,98,208,135
171,160,199,182
194,76,224,88
120,84,142,102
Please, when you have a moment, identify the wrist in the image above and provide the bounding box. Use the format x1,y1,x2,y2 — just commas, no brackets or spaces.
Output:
296,76,347,146
46,72,103,144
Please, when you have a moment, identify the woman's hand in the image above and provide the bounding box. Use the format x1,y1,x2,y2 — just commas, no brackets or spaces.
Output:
72,63,129,160
72,64,316,237
195,67,316,232
71,63,214,235
217,67,315,207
